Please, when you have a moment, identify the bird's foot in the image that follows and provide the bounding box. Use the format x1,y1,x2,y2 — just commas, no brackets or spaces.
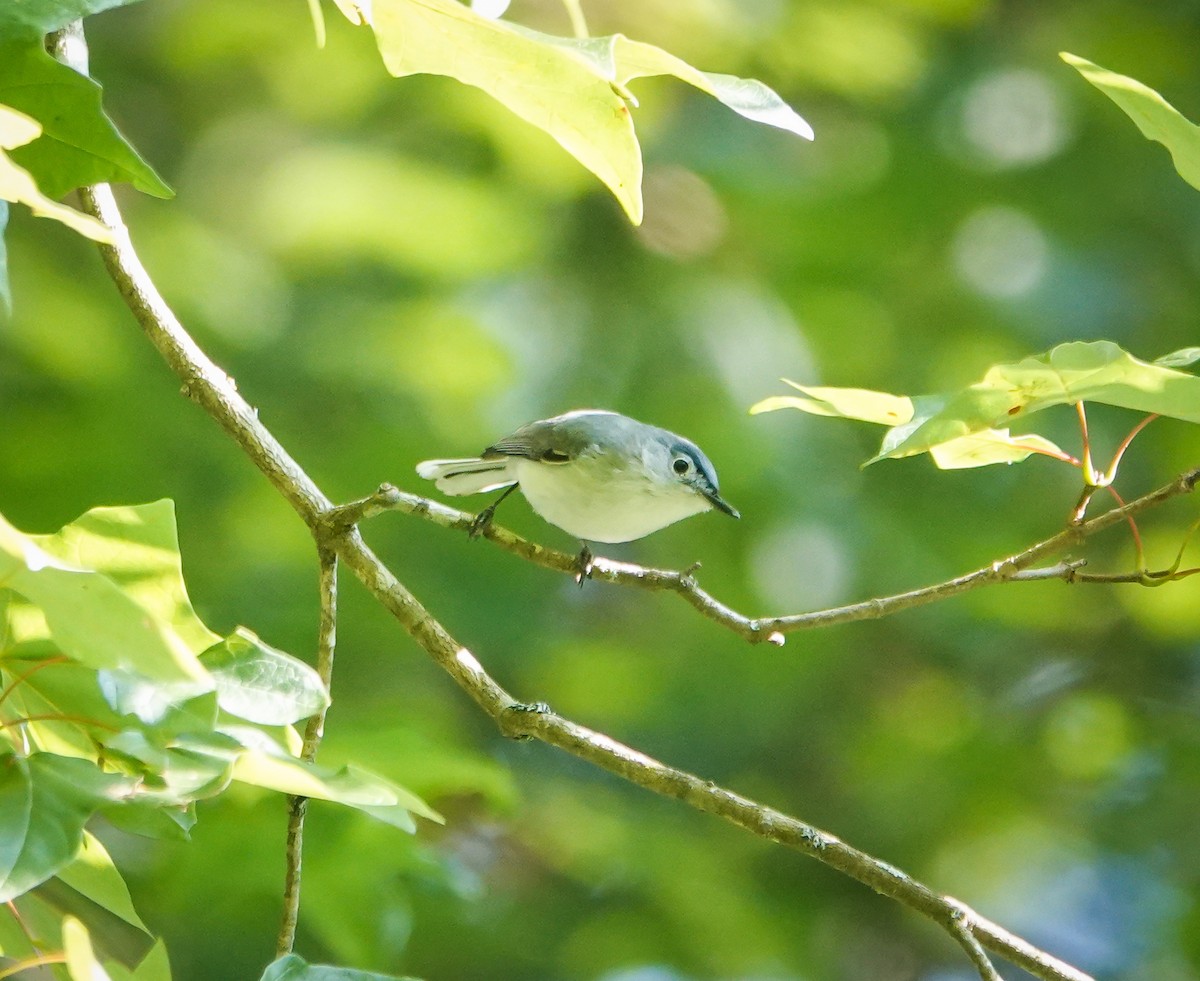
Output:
508,700,551,715
501,700,551,740
575,544,595,587
468,505,496,539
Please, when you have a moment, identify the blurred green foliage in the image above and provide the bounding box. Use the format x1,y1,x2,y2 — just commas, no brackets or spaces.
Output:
3,0,1200,979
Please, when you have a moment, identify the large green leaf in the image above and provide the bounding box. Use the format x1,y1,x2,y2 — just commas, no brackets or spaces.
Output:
130,940,172,981
1062,52,1200,192
0,101,113,241
0,41,171,199
55,831,149,933
752,341,1200,468
201,628,330,726
0,753,131,903
102,729,238,803
0,0,145,40
260,953,421,981
230,754,424,831
0,505,211,683
31,500,220,656
346,0,810,224
884,341,1200,460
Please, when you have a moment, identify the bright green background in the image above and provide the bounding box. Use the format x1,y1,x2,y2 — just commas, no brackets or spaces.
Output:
4,0,1200,978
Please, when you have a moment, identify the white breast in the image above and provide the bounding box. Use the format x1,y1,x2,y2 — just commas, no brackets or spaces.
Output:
512,456,709,543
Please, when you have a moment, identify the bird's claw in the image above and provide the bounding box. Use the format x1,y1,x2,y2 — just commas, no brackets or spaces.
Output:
575,545,595,587
502,700,551,740
468,506,495,539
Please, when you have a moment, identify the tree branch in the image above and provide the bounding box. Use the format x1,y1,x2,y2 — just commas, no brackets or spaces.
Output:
327,477,1199,643
277,546,339,957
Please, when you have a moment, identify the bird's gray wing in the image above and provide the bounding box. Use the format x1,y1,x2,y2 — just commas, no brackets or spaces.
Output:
483,417,594,464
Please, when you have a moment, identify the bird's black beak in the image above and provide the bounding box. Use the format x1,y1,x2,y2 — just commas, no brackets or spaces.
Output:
702,486,740,519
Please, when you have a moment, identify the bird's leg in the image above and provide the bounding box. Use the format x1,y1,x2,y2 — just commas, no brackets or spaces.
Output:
575,543,595,587
469,483,519,538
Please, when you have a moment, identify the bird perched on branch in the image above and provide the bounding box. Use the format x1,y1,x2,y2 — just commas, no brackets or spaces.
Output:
416,409,738,578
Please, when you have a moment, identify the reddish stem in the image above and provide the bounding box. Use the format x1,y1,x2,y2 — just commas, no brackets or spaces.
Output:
1104,414,1159,483
0,656,69,710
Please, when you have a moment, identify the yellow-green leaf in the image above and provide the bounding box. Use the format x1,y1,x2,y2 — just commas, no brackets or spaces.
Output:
55,832,150,934
0,503,212,683
1062,52,1200,192
751,382,913,425
336,0,811,224
928,430,1067,470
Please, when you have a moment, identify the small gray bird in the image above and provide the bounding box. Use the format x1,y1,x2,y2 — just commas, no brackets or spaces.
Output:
415,410,739,547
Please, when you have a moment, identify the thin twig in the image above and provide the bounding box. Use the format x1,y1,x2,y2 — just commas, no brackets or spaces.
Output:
945,901,1004,981
276,547,339,958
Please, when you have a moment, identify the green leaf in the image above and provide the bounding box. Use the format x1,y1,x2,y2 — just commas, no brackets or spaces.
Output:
103,729,237,803
55,831,149,934
0,101,114,242
201,628,330,726
356,0,810,223
130,940,172,981
528,32,813,140
0,753,131,903
102,939,173,981
883,341,1200,460
755,341,1200,468
0,0,146,40
30,500,220,656
1156,346,1200,368
97,670,216,729
260,953,421,981
750,382,913,425
0,506,211,684
100,796,195,841
1061,52,1200,192
227,737,440,830
63,914,115,981
0,41,171,199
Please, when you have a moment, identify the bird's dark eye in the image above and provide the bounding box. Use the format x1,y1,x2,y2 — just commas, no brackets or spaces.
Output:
672,456,691,475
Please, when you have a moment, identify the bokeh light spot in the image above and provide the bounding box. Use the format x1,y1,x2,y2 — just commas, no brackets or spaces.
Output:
952,205,1048,298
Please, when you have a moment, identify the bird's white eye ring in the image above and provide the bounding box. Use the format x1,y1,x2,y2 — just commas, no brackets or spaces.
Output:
672,455,692,475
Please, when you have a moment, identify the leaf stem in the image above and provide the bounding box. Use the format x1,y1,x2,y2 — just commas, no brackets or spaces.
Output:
561,0,589,38
1103,413,1159,484
0,953,67,980
1076,401,1100,484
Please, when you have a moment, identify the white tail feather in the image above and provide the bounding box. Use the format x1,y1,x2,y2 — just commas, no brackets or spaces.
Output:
415,457,515,496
